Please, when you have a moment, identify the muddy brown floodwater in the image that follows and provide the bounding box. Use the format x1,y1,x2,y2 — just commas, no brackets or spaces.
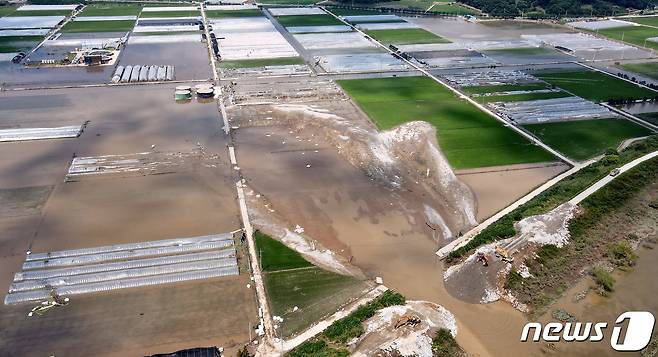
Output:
0,84,259,356
458,163,569,222
233,116,545,357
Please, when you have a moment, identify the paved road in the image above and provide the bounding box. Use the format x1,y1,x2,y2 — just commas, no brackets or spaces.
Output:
569,150,658,204
437,149,658,258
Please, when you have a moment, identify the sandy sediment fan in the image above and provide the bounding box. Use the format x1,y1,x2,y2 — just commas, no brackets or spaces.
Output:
112,64,174,83
5,234,239,305
0,125,82,142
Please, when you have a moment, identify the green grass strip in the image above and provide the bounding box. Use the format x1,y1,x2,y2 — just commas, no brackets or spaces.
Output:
219,57,304,69
275,14,343,27
140,10,200,18
462,83,549,94
619,61,658,81
476,91,570,103
61,20,135,33
78,4,142,17
8,10,72,16
364,28,450,45
205,9,263,18
0,35,42,53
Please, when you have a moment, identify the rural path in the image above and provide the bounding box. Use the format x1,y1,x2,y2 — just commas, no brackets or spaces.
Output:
200,3,277,350
321,7,576,167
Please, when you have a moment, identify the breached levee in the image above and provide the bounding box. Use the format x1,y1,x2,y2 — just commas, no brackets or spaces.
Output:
267,104,477,235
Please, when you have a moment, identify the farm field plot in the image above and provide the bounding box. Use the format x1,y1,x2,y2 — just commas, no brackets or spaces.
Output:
77,4,142,17
365,28,449,45
205,9,263,18
7,10,72,16
620,61,658,80
140,10,200,18
219,57,304,69
275,14,342,27
477,91,570,103
637,112,658,125
0,6,17,17
622,16,658,27
535,70,657,102
523,118,652,160
595,25,658,51
259,0,318,3
255,232,368,337
328,8,383,16
379,0,478,14
338,76,555,169
0,35,42,53
60,20,135,33
462,83,550,94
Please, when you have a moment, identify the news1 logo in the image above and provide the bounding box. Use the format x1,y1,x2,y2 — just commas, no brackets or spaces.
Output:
521,311,655,351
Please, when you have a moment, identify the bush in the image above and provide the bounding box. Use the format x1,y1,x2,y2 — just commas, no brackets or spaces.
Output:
535,245,562,265
593,268,615,293
323,290,405,343
286,339,348,357
432,328,465,357
505,268,523,289
609,240,638,267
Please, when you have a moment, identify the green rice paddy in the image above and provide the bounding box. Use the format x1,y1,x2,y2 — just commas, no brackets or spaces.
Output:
205,9,263,18
8,10,72,16
140,10,200,18
524,118,652,160
219,57,304,69
462,83,549,94
255,231,368,337
0,6,17,17
60,20,136,33
364,28,449,45
595,25,658,51
77,4,142,17
275,14,343,27
0,35,42,53
637,112,658,125
619,62,658,80
476,91,571,103
535,70,657,102
338,76,555,169
622,16,658,28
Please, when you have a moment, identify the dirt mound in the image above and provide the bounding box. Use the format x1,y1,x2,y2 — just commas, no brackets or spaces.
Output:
352,301,457,357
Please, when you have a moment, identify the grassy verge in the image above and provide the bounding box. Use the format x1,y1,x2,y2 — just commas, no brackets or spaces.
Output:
337,76,555,169
140,10,200,18
285,290,406,356
433,328,466,357
447,135,658,262
78,4,142,17
219,57,304,69
255,231,368,337
275,14,343,27
364,28,450,45
205,9,263,18
476,91,570,103
510,155,658,313
535,70,657,102
60,20,135,32
8,10,72,16
523,118,652,161
462,83,549,94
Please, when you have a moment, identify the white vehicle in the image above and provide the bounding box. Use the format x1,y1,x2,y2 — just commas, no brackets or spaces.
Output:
609,168,621,177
